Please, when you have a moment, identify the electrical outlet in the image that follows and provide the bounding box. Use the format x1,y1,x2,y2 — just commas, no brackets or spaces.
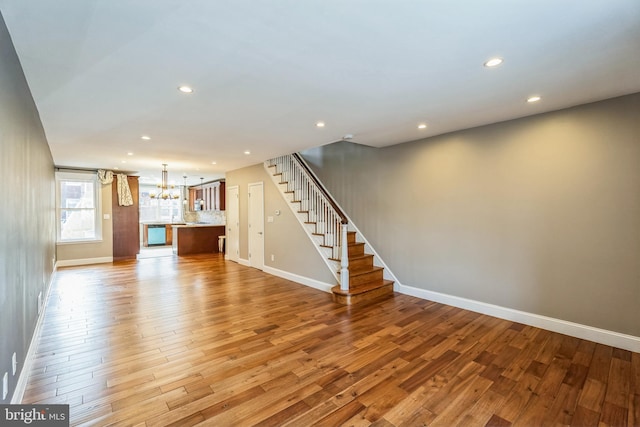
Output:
271,254,275,262
38,292,43,315
2,372,7,400
12,353,16,376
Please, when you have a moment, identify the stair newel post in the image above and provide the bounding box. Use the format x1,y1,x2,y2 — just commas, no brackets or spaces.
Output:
340,223,349,291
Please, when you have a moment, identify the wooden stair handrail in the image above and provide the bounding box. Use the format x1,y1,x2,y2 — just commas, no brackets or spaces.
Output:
292,153,348,225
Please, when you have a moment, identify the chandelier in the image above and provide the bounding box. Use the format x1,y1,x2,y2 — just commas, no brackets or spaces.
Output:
149,164,180,199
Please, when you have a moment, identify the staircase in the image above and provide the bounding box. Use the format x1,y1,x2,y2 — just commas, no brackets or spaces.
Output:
265,154,394,304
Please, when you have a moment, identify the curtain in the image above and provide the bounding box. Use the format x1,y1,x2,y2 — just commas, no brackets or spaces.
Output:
116,174,134,206
97,169,114,184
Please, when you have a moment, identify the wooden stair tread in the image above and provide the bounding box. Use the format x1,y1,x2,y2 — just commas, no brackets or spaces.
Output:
329,253,373,263
332,279,394,294
339,265,383,276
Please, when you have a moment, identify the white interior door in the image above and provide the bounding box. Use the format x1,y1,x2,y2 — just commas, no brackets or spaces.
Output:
226,185,239,262
248,182,264,270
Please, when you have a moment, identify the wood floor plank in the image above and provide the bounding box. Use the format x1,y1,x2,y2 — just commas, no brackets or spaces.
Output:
19,253,638,426
456,389,506,427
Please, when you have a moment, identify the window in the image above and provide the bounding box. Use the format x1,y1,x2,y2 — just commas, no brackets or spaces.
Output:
56,172,102,243
139,184,184,223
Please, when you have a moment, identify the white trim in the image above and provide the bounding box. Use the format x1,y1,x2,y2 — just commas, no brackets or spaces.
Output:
247,181,265,271
225,185,240,263
263,266,334,293
56,256,113,267
238,257,251,267
397,282,640,353
11,266,57,403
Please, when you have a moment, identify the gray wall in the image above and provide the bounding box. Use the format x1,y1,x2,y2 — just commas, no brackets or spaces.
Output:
226,164,336,285
302,93,640,337
0,12,56,402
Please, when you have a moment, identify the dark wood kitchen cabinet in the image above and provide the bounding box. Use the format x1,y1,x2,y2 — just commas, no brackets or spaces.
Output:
188,180,225,211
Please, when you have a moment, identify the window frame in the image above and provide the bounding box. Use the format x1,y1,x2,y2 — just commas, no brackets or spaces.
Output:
56,171,103,244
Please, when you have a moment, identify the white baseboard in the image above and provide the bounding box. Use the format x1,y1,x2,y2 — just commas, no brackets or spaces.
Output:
263,266,334,293
11,267,57,403
56,256,113,267
238,258,250,267
397,283,640,353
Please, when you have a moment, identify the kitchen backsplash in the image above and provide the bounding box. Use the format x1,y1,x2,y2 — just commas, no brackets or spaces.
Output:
184,210,226,225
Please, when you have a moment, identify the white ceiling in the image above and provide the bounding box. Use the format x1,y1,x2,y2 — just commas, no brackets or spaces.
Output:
1,1,639,185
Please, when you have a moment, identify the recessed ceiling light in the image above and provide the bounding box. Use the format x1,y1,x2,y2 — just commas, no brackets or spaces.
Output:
127,152,133,156
141,135,151,140
121,160,126,164
178,85,194,94
418,123,427,129
114,166,119,170
484,57,503,68
244,150,251,155
316,121,325,128
527,95,542,103
211,161,217,165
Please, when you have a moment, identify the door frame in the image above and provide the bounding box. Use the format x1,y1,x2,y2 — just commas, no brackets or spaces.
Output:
226,185,239,262
248,181,264,270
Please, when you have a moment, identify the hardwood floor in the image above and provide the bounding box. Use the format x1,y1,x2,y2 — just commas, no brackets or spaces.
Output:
23,254,639,426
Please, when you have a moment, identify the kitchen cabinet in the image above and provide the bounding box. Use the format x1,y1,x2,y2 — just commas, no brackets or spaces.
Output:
188,180,225,211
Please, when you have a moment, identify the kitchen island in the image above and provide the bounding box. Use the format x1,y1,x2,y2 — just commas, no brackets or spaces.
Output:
172,224,225,256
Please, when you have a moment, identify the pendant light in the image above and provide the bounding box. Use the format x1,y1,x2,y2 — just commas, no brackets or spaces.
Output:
199,177,205,210
182,175,188,206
